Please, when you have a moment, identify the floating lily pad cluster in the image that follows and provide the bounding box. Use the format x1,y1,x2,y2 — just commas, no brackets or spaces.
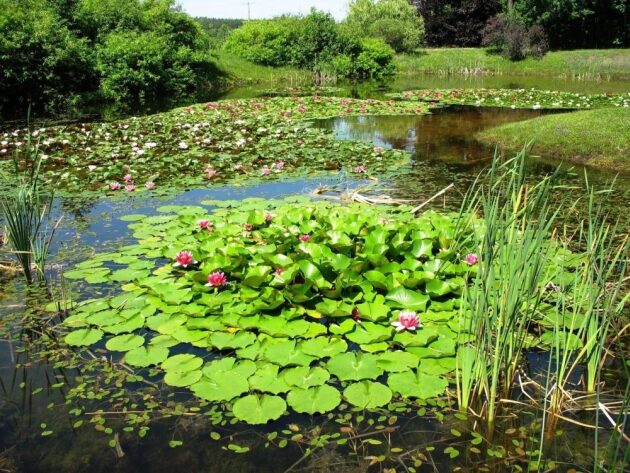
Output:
388,88,630,110
0,97,429,195
62,197,478,424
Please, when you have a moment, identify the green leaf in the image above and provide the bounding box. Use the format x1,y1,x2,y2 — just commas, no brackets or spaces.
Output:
64,329,103,347
376,351,419,372
299,337,348,358
105,334,145,352
326,352,383,381
161,354,203,373
164,370,203,387
343,381,392,408
282,366,330,388
387,371,448,399
287,385,341,414
385,287,429,311
232,394,287,425
124,346,169,367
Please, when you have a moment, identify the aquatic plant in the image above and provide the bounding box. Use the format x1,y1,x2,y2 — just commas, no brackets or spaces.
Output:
454,150,629,438
0,126,61,284
388,88,630,110
0,96,428,196
58,194,589,427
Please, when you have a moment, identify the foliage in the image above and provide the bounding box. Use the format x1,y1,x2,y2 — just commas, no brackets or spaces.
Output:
482,14,548,60
0,124,61,283
455,152,629,431
388,88,630,109
195,17,243,49
509,0,630,49
0,0,222,114
413,0,502,46
0,96,428,195
223,10,396,79
345,0,425,53
61,198,476,423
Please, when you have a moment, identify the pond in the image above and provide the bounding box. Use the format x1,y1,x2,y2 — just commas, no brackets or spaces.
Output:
1,82,629,472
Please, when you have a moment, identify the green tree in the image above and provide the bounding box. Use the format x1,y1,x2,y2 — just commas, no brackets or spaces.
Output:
346,0,425,52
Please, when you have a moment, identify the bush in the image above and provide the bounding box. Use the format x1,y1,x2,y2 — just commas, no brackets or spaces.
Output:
346,0,424,53
224,10,396,79
0,0,222,115
354,38,396,78
527,24,549,59
482,14,548,61
223,18,298,66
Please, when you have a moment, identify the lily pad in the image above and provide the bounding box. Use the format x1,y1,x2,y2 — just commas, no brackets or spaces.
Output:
232,394,287,425
287,385,341,414
343,381,392,408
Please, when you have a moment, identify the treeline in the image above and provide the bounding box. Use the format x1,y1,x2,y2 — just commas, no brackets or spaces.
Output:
414,0,629,49
0,0,223,115
223,0,424,79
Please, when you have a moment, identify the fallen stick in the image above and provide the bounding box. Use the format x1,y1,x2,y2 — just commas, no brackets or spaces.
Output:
411,184,455,214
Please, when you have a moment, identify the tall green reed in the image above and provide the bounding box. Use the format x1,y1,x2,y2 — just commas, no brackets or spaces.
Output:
0,118,61,284
455,149,561,430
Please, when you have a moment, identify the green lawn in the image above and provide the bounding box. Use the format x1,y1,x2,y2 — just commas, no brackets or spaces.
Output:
395,48,630,79
214,51,311,85
477,107,630,172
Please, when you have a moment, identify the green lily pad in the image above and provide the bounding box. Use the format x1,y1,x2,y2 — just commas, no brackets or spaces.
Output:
343,381,392,408
287,385,341,414
232,394,287,425
387,371,448,399
64,329,104,347
326,352,383,381
124,346,170,367
105,334,145,352
282,366,330,388
161,354,203,373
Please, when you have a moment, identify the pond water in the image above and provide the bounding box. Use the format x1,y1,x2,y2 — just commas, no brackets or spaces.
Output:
1,79,629,472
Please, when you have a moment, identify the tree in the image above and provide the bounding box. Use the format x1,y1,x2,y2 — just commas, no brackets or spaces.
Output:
509,0,629,48
413,0,501,46
346,0,425,52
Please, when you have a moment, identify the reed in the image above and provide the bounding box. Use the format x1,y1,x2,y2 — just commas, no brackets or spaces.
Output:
0,116,61,284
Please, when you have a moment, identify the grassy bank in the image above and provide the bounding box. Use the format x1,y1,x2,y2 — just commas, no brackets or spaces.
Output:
395,48,630,79
477,107,630,172
214,51,312,86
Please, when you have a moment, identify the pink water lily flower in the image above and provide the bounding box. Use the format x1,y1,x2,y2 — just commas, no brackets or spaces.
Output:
244,224,254,231
299,234,311,242
206,271,228,287
275,160,285,170
374,146,385,154
174,250,197,268
145,181,155,190
353,165,366,174
264,212,273,222
123,174,133,182
261,166,271,176
391,311,421,332
464,253,479,265
125,184,135,192
205,168,217,179
197,219,212,230
109,182,121,190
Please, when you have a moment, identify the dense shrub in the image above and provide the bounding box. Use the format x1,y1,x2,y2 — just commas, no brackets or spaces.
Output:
224,9,396,79
0,0,222,115
346,0,425,52
414,0,501,47
482,14,548,60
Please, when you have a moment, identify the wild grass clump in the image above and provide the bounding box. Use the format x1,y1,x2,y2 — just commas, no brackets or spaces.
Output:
455,149,629,439
0,124,61,284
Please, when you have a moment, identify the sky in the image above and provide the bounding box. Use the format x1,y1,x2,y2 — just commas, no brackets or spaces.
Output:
177,0,348,20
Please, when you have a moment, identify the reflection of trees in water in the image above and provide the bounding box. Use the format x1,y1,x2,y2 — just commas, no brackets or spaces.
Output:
325,107,547,163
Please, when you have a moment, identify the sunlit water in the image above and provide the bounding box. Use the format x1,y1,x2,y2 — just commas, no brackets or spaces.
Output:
1,79,629,472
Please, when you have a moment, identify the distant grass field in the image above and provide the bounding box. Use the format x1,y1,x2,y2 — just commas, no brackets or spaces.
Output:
477,107,630,172
395,48,630,79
